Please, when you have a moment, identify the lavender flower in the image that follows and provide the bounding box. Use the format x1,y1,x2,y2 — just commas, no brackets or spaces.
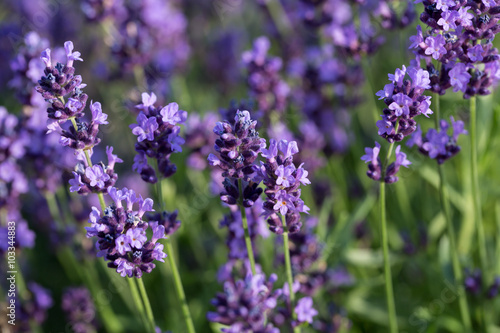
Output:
361,142,411,183
295,297,318,324
131,92,187,182
242,36,290,115
85,186,167,277
407,117,467,164
258,139,310,234
62,287,98,333
208,110,265,207
207,272,282,332
413,3,500,98
375,65,433,143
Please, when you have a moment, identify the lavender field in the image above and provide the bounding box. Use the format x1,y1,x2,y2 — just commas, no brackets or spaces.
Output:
1,0,500,332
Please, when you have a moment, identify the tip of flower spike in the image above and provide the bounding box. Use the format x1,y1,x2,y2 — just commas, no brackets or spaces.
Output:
41,48,51,67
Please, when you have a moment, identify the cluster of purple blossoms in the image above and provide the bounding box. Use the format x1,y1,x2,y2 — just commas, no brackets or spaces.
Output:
36,42,118,193
242,37,290,115
464,268,500,299
361,142,412,183
376,64,434,143
86,186,167,278
207,272,282,333
257,139,311,234
412,1,500,98
62,287,98,333
68,145,121,195
407,116,468,164
208,110,265,207
131,92,187,183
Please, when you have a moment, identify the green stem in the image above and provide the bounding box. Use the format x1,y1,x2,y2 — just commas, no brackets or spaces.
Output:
127,278,149,332
283,230,300,333
434,94,472,331
470,96,487,274
154,162,196,333
165,239,196,333
379,182,398,333
136,278,156,333
238,178,257,275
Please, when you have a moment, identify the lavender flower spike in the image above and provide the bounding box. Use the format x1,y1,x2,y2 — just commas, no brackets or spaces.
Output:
258,139,310,234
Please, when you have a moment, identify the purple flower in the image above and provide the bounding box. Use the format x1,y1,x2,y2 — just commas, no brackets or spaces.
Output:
408,67,431,89
64,41,83,67
451,116,467,141
409,25,423,49
278,140,299,159
437,10,458,31
456,7,473,27
422,129,448,158
160,102,187,125
376,83,394,100
41,48,51,67
425,35,447,60
467,44,484,62
295,164,311,185
106,146,123,170
394,146,411,168
273,190,294,215
115,258,135,278
85,165,110,189
435,0,455,12
137,92,157,111
449,63,471,93
115,234,132,255
295,297,318,324
376,117,395,136
90,101,108,125
388,65,406,87
388,93,413,116
130,113,159,142
275,165,295,187
69,171,84,192
126,228,147,249
361,141,381,165
152,243,167,262
261,139,278,161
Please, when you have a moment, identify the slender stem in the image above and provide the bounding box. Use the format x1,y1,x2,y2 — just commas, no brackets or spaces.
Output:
283,230,300,333
127,278,149,332
470,96,487,274
237,178,257,275
165,239,196,333
154,161,196,333
136,278,156,333
379,182,398,333
434,94,472,331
